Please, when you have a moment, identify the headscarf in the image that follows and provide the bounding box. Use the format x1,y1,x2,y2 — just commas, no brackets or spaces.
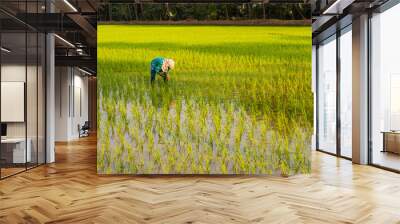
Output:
162,59,175,72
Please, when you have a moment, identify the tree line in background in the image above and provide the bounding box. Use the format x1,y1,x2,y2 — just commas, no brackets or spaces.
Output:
98,3,311,21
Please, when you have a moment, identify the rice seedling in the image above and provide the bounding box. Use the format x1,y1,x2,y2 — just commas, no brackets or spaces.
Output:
97,25,312,175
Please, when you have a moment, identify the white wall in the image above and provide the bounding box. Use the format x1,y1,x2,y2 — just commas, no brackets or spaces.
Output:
1,65,26,139
72,72,89,138
55,67,89,141
1,65,36,138
1,65,25,81
1,63,46,164
55,66,70,141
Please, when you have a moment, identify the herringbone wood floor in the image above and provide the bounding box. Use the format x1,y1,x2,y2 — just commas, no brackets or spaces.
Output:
1,135,400,224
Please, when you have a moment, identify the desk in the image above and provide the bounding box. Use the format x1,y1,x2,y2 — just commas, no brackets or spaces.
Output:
382,131,400,154
1,138,31,163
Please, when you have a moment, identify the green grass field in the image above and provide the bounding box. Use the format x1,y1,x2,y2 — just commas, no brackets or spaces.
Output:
98,25,312,175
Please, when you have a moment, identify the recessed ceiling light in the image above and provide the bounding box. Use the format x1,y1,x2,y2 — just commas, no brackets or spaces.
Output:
54,34,75,48
323,0,355,15
63,0,78,12
1,47,11,53
78,67,93,76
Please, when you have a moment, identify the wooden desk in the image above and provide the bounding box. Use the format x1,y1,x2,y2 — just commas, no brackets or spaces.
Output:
382,131,400,154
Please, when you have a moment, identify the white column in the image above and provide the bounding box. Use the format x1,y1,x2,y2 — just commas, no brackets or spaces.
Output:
46,0,55,163
46,33,55,163
352,14,369,164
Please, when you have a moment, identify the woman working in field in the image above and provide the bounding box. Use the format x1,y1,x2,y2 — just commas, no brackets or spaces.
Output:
150,57,175,84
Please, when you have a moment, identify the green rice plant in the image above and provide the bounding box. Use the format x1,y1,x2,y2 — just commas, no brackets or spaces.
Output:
98,25,312,175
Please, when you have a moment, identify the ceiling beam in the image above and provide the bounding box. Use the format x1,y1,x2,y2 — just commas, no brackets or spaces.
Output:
55,55,97,73
104,0,306,3
67,13,97,40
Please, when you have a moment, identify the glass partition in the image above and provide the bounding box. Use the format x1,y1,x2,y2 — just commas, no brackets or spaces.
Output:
370,4,400,171
339,26,352,158
317,35,337,154
0,1,46,179
1,30,28,177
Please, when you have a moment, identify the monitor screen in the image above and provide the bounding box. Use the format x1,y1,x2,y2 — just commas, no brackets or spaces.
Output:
1,123,7,137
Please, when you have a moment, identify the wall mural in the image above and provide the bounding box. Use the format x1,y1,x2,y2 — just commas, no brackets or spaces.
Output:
97,25,312,175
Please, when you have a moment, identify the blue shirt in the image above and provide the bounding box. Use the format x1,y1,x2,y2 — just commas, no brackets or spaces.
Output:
151,57,165,73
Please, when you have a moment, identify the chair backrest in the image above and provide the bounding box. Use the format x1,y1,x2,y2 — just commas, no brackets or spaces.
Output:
82,121,90,129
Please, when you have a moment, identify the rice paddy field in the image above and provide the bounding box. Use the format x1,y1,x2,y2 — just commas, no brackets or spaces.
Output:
97,25,312,175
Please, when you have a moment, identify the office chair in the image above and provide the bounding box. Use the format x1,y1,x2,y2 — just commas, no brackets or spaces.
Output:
79,121,90,138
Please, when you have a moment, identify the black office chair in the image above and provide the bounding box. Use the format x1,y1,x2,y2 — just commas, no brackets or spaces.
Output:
79,121,90,138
